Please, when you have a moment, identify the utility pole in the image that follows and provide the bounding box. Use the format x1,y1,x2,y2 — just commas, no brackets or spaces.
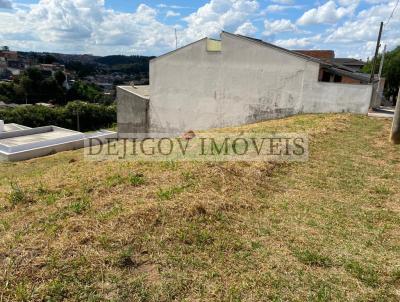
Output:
75,109,80,132
370,21,384,83
390,88,400,144
378,44,386,79
175,28,178,49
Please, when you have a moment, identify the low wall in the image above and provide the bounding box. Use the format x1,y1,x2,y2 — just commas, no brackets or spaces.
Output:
303,82,372,114
117,87,149,135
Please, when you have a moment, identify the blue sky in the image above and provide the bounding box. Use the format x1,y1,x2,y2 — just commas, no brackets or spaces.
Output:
0,0,399,58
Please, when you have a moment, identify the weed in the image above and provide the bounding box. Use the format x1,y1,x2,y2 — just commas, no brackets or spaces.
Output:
8,182,32,206
157,186,184,201
0,219,10,232
106,174,125,187
309,281,333,302
162,160,178,170
129,173,145,186
294,250,333,268
97,203,123,221
45,194,58,205
15,282,33,302
45,279,67,301
373,185,392,195
345,260,379,287
69,196,91,214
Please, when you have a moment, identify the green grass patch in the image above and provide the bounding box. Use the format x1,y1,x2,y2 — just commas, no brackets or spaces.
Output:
294,250,333,268
344,260,379,287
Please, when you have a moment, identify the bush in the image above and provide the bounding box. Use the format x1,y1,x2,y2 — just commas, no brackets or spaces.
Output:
0,101,116,132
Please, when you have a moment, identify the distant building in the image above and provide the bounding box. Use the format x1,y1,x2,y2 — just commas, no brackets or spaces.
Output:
0,50,18,61
294,50,367,84
330,58,366,72
35,63,66,76
0,48,26,77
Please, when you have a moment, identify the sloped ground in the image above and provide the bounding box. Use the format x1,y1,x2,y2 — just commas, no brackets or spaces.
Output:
0,114,399,301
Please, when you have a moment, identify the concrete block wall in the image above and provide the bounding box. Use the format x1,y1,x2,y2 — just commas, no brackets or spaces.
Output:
117,87,149,135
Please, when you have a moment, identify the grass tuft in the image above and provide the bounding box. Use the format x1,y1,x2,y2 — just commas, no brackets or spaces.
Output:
69,196,91,214
8,182,33,206
129,173,146,186
294,250,333,268
344,260,379,287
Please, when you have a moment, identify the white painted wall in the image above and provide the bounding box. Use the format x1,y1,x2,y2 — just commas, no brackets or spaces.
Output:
149,32,372,133
303,82,372,114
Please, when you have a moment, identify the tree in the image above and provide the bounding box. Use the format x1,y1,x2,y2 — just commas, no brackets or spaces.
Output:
40,78,64,104
54,70,66,86
363,46,400,99
66,81,102,103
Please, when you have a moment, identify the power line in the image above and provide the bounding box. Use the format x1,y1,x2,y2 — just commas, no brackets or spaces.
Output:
386,0,400,26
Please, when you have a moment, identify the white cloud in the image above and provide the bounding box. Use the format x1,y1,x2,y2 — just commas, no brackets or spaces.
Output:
0,0,12,9
0,0,176,55
297,0,358,25
263,19,299,36
364,0,390,3
157,3,192,9
266,4,302,12
0,0,398,60
182,0,260,41
271,0,295,4
324,1,400,58
166,10,180,18
274,34,321,48
235,21,257,35
326,2,399,43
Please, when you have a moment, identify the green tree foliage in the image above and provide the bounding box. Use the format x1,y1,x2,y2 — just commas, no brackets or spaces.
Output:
65,61,97,77
363,46,400,98
66,81,103,103
0,101,116,132
0,82,26,103
37,54,58,64
54,70,66,86
1,67,71,104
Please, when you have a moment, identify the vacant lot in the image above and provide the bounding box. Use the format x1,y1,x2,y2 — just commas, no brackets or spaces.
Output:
0,114,399,301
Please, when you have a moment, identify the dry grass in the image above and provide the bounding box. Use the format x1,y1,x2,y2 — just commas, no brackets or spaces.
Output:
0,114,400,301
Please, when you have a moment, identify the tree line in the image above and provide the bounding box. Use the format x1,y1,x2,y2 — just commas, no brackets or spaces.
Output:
0,67,110,105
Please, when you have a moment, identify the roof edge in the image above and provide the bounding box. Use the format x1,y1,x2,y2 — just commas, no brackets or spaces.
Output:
150,37,208,63
222,31,325,66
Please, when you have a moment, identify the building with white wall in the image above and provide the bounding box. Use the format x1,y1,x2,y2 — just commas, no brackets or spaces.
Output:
117,32,372,134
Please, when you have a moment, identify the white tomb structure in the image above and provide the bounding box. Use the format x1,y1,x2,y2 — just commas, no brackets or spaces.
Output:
0,123,115,161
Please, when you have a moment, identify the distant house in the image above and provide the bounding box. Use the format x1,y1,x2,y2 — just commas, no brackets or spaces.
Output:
294,50,367,83
0,50,18,61
34,63,66,77
117,32,373,134
0,49,26,77
330,58,366,72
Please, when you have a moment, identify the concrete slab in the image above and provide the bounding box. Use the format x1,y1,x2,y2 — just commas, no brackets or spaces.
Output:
3,123,31,132
0,125,116,162
119,85,150,99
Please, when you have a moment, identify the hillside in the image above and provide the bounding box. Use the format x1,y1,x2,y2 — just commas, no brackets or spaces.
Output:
17,52,153,77
0,114,400,301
